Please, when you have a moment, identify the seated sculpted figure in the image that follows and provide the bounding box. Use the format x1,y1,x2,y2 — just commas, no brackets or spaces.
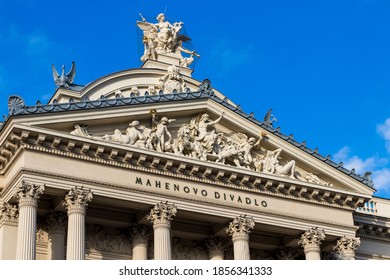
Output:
125,120,146,146
261,148,296,179
194,112,224,159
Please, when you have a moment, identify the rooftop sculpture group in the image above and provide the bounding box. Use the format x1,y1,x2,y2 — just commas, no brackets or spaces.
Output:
137,13,200,67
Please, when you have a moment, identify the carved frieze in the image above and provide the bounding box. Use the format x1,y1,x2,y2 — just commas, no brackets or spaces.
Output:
0,201,18,224
173,238,207,260
86,224,132,255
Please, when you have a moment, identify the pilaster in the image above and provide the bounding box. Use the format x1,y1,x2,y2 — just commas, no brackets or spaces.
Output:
46,211,67,260
14,181,44,260
298,227,325,260
147,201,177,260
130,224,151,260
0,202,19,259
205,236,229,260
63,187,93,260
226,215,255,260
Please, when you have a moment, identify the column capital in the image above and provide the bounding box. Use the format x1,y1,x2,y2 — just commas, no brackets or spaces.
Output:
205,236,229,259
130,224,152,245
298,227,326,248
205,236,229,251
0,201,18,225
14,181,44,206
333,236,360,260
63,186,93,214
46,211,67,232
226,215,255,239
147,201,177,225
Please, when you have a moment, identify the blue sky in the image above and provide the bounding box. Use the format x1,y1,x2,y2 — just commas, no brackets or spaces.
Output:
0,0,390,198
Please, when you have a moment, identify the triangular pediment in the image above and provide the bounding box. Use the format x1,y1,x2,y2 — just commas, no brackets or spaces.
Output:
1,86,375,206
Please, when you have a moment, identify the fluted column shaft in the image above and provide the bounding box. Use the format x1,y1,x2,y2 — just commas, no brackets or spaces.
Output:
302,243,321,260
14,182,44,260
66,208,86,260
153,220,171,260
226,215,255,260
298,227,325,260
232,232,250,260
16,201,37,259
64,187,93,260
147,201,177,260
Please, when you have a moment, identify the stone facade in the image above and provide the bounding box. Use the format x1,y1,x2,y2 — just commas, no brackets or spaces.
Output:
0,13,388,260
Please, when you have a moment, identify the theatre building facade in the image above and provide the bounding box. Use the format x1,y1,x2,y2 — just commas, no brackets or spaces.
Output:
0,14,389,260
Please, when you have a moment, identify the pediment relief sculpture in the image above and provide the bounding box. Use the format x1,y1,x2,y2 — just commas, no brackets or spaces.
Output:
69,111,334,187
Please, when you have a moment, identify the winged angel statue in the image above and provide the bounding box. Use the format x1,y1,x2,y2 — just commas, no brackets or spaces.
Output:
52,61,76,88
137,13,200,66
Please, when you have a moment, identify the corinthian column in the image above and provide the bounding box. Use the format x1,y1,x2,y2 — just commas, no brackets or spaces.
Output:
130,224,151,260
334,236,361,260
46,211,67,260
0,202,19,259
205,237,229,260
14,181,44,260
298,227,325,260
63,187,93,260
147,201,177,260
226,215,255,260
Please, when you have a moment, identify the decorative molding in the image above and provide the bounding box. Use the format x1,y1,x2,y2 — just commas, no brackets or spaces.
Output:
0,130,370,211
86,224,132,255
3,86,374,188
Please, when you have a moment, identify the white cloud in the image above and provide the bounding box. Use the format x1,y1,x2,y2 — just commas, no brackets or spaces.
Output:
333,146,376,174
333,146,390,196
372,168,390,193
377,118,390,153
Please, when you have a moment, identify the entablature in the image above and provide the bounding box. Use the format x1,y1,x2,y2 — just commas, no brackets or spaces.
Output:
0,124,371,212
